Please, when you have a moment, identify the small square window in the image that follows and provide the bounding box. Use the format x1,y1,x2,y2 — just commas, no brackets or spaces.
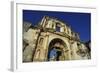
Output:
56,25,60,32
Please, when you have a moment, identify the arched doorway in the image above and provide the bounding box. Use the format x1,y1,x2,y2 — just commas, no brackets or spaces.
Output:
47,38,67,61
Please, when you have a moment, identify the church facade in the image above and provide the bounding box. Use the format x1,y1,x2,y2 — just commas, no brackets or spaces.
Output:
23,16,91,62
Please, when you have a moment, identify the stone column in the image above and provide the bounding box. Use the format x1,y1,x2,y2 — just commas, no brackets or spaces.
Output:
63,49,69,60
33,47,46,62
33,34,49,61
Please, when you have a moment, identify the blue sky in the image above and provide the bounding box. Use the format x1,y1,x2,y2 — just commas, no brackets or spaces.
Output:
23,10,91,42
